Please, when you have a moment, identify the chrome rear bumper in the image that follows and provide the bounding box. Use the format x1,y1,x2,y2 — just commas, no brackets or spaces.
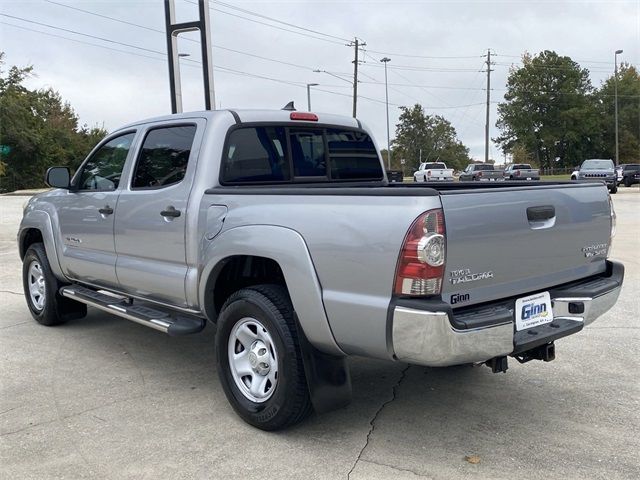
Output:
391,262,623,367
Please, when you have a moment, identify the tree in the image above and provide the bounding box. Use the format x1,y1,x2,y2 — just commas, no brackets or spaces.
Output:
495,51,602,169
392,104,471,175
0,53,107,192
596,63,640,163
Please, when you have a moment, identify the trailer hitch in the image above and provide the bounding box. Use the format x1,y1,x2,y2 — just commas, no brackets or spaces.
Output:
514,342,555,364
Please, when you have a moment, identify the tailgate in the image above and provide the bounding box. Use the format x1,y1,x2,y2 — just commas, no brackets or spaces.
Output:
440,184,611,306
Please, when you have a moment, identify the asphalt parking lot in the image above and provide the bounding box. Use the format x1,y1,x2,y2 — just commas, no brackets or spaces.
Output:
1,187,638,480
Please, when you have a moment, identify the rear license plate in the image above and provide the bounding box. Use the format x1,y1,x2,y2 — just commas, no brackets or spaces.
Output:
515,291,553,331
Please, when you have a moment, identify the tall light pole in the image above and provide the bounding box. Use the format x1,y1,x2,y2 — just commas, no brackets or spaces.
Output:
614,49,623,166
380,57,391,170
306,83,318,111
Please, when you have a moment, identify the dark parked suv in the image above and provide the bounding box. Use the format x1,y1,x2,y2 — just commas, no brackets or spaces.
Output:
617,164,640,187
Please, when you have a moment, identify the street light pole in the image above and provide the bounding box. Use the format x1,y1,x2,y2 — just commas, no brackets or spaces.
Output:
380,57,391,170
614,49,623,166
306,83,318,111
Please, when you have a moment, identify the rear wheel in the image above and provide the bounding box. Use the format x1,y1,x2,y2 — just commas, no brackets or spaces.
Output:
216,285,312,430
624,177,632,187
413,175,418,182
22,243,86,326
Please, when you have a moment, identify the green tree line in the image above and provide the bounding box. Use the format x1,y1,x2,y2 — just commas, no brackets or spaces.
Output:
495,50,639,169
0,53,106,192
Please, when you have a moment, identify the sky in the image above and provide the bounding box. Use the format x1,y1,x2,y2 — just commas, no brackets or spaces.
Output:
1,0,639,163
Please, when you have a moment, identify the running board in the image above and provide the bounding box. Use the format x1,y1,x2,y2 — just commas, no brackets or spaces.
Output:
59,285,206,336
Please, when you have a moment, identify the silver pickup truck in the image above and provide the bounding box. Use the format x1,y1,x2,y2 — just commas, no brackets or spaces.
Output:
18,109,623,430
458,163,504,181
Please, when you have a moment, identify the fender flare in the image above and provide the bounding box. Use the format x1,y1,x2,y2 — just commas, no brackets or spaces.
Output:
18,210,66,281
199,225,345,356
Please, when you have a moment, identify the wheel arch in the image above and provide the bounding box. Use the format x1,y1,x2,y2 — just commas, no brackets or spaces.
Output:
199,225,344,356
18,210,66,281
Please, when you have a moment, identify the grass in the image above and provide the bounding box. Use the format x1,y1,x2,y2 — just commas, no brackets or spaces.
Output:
540,174,571,181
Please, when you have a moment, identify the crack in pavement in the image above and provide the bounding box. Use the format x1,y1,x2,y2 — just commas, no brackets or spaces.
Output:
347,364,411,479
0,290,22,295
359,459,433,479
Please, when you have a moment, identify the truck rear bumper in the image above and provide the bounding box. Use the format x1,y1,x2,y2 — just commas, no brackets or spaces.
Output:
391,260,623,367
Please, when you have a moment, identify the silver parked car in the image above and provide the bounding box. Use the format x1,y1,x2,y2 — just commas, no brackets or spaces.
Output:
578,159,617,194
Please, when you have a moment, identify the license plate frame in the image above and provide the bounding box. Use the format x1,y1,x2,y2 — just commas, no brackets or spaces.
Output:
515,291,553,331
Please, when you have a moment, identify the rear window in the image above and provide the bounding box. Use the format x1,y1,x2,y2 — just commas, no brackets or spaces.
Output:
513,164,531,170
424,163,446,169
475,164,495,171
221,127,289,183
221,125,382,184
326,129,382,180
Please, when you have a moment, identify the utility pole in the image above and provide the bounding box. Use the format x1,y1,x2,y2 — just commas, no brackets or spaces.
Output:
380,57,391,169
350,38,365,118
614,49,623,166
484,48,493,163
306,83,318,111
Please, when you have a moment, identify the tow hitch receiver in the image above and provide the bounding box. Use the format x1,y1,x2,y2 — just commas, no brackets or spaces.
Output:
514,342,555,364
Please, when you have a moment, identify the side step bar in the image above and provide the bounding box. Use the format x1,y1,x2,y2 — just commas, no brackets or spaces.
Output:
60,285,206,336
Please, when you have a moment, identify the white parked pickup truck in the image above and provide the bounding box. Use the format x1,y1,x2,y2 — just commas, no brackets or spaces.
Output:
413,162,454,182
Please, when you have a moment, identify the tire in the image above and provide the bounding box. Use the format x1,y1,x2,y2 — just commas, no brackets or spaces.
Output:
413,176,418,183
609,184,618,194
571,175,577,180
624,177,632,187
216,285,312,430
22,243,86,326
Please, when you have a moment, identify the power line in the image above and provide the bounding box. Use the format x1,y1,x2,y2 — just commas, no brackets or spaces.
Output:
44,1,160,33
0,19,397,109
44,1,325,73
0,13,166,56
181,0,345,46
0,21,167,63
366,49,484,60
211,0,351,43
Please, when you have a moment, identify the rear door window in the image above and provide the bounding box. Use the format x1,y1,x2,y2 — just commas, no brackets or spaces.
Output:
132,125,197,189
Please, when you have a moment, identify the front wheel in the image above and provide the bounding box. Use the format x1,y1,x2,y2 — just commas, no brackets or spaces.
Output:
609,184,618,194
216,285,312,430
22,243,85,326
624,177,632,187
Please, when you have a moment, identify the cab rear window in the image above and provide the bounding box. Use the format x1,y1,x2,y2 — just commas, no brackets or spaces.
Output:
221,126,383,184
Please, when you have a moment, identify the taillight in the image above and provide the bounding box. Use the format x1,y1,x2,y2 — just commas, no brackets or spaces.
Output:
478,171,483,177
516,170,521,177
394,209,446,296
427,170,432,176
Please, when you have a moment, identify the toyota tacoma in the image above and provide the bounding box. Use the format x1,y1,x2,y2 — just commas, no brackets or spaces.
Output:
18,109,623,430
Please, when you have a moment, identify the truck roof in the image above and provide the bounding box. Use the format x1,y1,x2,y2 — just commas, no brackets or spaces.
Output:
116,109,362,132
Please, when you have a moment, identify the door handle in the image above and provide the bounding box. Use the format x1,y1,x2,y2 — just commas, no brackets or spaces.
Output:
98,206,113,215
160,206,181,218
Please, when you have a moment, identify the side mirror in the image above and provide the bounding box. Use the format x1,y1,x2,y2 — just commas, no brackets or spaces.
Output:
45,167,71,189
